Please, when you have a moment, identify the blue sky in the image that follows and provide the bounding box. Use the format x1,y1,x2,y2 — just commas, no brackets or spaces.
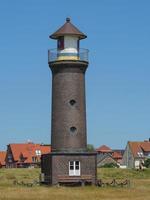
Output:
0,0,150,150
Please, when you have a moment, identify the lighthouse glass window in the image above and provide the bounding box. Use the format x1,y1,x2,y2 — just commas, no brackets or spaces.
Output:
57,36,64,50
69,161,80,176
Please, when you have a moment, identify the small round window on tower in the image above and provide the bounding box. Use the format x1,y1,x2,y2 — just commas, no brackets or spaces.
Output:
69,99,76,106
70,126,77,134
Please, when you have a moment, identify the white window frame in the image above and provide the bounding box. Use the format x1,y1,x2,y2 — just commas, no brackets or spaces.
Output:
35,150,41,156
69,161,80,176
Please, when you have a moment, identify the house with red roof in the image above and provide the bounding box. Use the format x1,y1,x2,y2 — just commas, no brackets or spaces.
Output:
122,140,150,168
96,145,113,154
112,151,123,163
5,143,51,168
96,145,123,167
0,151,6,168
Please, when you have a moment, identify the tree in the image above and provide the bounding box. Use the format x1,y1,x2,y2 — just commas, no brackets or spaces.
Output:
87,144,95,152
144,158,150,168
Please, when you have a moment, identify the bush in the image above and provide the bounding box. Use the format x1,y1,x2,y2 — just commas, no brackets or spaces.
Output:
101,163,119,168
144,158,150,168
87,144,95,152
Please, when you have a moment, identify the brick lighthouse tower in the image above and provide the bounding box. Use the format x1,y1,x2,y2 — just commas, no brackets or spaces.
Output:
41,18,97,185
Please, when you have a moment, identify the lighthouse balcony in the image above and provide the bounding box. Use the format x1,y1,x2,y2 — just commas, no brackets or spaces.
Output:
48,48,89,63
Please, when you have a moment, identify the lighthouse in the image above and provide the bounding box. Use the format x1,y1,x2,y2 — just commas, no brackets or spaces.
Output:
41,18,97,185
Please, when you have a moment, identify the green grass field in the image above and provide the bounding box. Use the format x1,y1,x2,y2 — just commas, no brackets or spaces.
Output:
0,168,150,200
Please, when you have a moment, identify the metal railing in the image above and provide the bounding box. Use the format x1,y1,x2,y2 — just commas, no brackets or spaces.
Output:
48,48,89,63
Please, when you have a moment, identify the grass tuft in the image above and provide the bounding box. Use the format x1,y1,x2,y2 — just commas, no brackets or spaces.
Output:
0,168,150,200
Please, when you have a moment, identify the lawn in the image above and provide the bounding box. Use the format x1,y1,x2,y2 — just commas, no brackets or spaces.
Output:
0,168,150,200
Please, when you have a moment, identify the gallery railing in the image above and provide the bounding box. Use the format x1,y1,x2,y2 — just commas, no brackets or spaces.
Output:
48,48,89,63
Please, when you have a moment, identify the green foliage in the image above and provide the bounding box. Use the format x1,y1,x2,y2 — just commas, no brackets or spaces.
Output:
98,168,150,179
101,163,119,168
144,158,150,168
0,168,150,200
0,168,40,187
87,144,95,152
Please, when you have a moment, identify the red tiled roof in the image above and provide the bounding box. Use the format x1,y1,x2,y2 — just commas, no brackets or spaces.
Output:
0,151,6,166
9,143,51,163
112,151,122,159
128,142,141,157
96,145,112,153
141,142,150,152
40,145,52,154
129,141,150,157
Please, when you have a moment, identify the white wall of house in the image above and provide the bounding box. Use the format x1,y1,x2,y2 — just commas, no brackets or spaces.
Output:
122,143,134,168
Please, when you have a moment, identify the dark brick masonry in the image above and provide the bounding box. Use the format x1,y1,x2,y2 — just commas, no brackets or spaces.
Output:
50,61,88,152
41,152,97,185
41,60,97,185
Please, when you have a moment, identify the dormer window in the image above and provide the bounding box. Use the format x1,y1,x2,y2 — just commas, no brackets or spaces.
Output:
35,150,41,156
137,152,143,157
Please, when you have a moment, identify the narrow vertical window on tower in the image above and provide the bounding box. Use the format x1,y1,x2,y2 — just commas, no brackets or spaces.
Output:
77,39,79,51
69,161,80,176
57,36,64,50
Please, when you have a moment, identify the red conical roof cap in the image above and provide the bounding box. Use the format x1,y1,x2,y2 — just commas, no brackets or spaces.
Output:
50,18,87,40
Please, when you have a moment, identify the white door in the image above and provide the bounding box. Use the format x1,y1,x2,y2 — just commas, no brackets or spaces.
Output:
69,161,80,176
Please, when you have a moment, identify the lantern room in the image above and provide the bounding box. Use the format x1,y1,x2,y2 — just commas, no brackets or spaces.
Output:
48,18,88,62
